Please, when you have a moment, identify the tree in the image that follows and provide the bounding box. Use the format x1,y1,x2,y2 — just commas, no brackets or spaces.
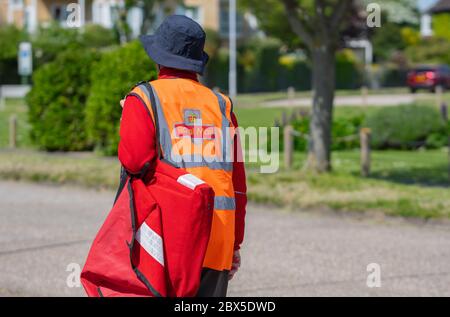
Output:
362,0,419,25
242,0,359,172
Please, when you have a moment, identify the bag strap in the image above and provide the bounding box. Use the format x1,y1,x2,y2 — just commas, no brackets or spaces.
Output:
141,82,179,168
114,81,160,203
142,82,163,160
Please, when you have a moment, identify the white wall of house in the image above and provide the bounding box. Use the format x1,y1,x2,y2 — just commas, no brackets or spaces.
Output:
420,13,433,37
127,6,143,38
92,0,113,28
24,0,37,33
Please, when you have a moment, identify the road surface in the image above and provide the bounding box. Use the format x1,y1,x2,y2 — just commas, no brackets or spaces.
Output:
262,93,426,108
1,181,450,296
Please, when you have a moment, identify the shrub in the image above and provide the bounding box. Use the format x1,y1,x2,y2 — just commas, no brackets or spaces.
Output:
406,37,450,66
364,105,447,149
241,38,282,93
26,49,100,151
80,23,119,49
372,22,405,61
205,48,229,90
0,25,28,84
32,23,81,67
278,54,312,91
335,49,363,90
278,114,364,152
32,23,118,69
433,13,450,42
85,41,157,155
205,42,361,92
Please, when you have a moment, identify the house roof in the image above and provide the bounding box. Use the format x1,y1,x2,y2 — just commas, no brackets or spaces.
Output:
429,0,450,13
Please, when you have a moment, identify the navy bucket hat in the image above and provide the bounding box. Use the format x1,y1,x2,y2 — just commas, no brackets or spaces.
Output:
140,15,209,75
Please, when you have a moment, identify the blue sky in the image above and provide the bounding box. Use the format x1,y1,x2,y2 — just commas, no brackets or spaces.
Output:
417,0,439,11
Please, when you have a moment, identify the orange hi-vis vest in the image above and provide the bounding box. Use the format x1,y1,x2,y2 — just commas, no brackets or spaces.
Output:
130,78,236,271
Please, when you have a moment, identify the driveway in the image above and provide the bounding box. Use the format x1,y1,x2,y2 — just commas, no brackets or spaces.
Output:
262,93,426,108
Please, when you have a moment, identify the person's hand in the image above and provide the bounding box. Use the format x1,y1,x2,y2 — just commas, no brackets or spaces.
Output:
228,250,241,281
120,98,125,108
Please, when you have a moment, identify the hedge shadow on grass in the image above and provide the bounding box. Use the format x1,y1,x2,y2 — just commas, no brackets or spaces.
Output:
368,164,449,188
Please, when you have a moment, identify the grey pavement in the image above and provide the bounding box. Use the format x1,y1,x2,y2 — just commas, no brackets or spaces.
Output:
0,85,31,99
0,180,449,297
263,93,426,108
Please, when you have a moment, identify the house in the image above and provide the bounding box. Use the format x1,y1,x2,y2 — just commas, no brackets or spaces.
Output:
420,0,450,37
156,0,258,41
0,0,258,41
0,0,121,32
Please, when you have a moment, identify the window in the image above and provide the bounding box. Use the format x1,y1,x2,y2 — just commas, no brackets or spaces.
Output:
175,5,203,25
219,0,244,37
51,4,70,24
10,0,23,10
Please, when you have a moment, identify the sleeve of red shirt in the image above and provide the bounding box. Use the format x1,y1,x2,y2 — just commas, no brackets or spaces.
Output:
231,112,247,251
118,95,157,175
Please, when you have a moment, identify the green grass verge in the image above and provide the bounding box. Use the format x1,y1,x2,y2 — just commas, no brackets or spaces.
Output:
233,89,450,128
0,98,32,148
247,149,449,219
0,150,120,189
0,149,448,219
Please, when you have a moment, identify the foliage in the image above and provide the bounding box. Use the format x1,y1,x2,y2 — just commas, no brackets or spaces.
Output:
362,0,419,25
81,23,119,48
400,27,420,47
205,39,361,92
277,114,364,152
0,25,28,84
31,23,118,68
239,38,282,93
239,0,303,49
335,49,363,89
26,49,100,151
405,37,450,67
364,105,448,149
432,13,450,42
85,41,157,155
125,0,178,35
31,23,81,66
0,25,27,60
372,22,406,61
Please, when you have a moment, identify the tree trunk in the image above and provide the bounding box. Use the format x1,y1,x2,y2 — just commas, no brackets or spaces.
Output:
308,45,335,172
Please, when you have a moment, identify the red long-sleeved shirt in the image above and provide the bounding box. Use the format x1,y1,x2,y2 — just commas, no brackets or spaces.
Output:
118,67,247,251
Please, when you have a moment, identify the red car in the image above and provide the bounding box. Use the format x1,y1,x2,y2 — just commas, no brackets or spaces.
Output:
407,65,450,93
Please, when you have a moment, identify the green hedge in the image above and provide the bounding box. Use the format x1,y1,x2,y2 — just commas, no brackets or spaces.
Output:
85,41,157,155
26,49,100,151
283,115,364,152
0,25,27,84
277,105,448,152
205,39,362,93
0,23,118,84
406,37,450,66
364,105,448,150
32,23,118,69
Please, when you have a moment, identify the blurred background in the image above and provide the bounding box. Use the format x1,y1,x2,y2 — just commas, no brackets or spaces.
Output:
0,0,449,297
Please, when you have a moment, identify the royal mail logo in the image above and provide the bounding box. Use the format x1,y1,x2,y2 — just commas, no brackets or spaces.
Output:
177,109,216,140
184,109,201,125
174,123,216,140
187,114,198,124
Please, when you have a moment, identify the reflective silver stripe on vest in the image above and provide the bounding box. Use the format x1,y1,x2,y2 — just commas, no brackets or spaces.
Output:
214,196,236,210
171,154,232,171
140,83,174,161
138,83,234,171
213,92,233,163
